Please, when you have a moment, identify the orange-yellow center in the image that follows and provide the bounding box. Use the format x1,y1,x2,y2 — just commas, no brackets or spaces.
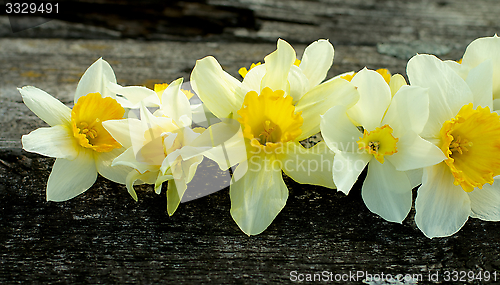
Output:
440,103,500,192
357,125,398,163
237,87,303,153
71,92,125,152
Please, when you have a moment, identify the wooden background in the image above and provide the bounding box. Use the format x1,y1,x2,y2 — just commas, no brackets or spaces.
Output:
1,0,500,283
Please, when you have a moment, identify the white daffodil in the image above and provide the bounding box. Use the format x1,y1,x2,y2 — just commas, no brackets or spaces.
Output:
20,58,132,201
191,38,359,235
103,78,205,216
320,68,445,223
444,35,500,112
407,54,500,238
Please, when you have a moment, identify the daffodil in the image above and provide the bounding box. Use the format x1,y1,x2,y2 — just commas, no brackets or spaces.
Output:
445,35,500,112
20,58,132,201
102,78,206,215
191,39,359,235
407,53,500,238
321,68,445,223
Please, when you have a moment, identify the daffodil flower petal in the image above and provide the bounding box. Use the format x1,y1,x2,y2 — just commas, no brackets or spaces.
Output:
125,170,141,201
95,148,132,185
239,64,266,96
191,56,242,118
299,39,334,88
461,35,500,99
321,105,363,153
405,168,423,188
46,149,98,201
465,59,493,109
415,163,471,238
186,120,246,170
387,132,446,171
230,154,288,235
19,86,71,127
389,74,407,96
287,65,310,102
407,54,474,139
167,180,186,216
160,78,192,127
494,99,500,112
107,82,159,108
297,78,359,140
468,178,500,221
74,58,117,102
112,147,157,174
261,39,296,92
381,85,429,137
332,151,371,195
102,118,143,149
347,68,391,132
22,125,78,160
362,159,412,223
278,141,335,189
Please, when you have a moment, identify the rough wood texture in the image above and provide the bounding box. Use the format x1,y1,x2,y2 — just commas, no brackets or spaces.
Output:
1,0,500,283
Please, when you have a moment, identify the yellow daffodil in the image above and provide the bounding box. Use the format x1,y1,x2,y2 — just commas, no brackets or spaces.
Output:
102,78,206,216
20,58,132,201
407,53,500,238
321,68,445,223
191,39,359,235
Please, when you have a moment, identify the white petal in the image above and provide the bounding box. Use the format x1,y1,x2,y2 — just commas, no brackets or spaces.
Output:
468,178,500,221
415,163,471,238
112,147,158,173
362,159,412,223
386,132,446,171
287,65,310,102
461,35,500,99
182,155,204,184
389,74,407,96
381,85,429,137
186,119,247,170
190,56,242,118
407,54,473,139
296,77,359,140
278,141,335,189
160,78,192,127
102,118,142,149
299,39,334,88
22,125,79,160
465,59,494,109
75,58,117,102
230,153,288,235
95,148,132,185
494,99,500,112
332,151,371,195
405,168,423,188
261,39,296,92
347,68,391,132
239,64,266,95
320,105,363,153
46,149,97,201
19,86,71,127
107,82,159,108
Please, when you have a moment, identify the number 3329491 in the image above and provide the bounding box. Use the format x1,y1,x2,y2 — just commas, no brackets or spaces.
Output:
6,3,59,14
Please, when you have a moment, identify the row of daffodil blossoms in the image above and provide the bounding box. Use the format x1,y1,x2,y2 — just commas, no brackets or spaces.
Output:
20,35,500,238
